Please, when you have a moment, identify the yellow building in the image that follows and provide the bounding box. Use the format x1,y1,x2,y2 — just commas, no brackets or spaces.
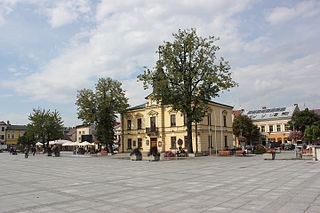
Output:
5,124,27,145
121,96,234,154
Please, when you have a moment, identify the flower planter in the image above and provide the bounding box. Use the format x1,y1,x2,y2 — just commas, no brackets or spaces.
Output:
235,150,245,156
218,150,230,156
263,152,276,160
130,155,142,161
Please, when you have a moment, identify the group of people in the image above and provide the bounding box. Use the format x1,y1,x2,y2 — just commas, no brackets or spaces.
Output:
23,146,36,158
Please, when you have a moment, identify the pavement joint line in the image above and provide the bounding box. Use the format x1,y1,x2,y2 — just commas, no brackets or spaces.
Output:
1,151,320,212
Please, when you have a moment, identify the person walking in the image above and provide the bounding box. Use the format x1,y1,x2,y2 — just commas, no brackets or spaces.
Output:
24,146,29,158
32,146,36,156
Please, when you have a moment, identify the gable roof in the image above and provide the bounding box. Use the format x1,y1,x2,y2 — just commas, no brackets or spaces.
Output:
126,103,146,111
6,125,27,131
242,105,299,121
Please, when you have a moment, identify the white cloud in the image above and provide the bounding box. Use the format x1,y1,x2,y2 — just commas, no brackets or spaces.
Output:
0,0,18,25
266,0,320,25
2,0,319,115
231,52,320,109
45,0,91,28
3,0,254,106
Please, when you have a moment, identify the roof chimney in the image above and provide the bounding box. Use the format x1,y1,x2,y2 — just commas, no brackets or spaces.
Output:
7,120,10,125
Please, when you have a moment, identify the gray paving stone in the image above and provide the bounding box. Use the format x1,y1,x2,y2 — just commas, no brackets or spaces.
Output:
0,151,320,212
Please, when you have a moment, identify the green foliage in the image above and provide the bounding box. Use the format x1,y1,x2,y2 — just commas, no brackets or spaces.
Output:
138,29,237,153
304,125,320,143
233,115,260,145
289,108,320,132
76,78,128,152
27,108,64,147
18,132,35,146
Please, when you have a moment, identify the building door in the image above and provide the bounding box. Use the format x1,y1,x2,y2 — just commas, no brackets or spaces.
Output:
150,138,157,149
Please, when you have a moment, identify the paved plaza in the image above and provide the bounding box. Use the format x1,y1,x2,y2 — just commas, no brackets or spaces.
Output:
1,152,320,213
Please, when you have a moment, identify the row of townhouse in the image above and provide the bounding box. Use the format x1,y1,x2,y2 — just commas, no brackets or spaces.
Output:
0,121,27,145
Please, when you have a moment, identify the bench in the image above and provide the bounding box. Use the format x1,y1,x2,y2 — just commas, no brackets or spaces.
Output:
302,149,312,156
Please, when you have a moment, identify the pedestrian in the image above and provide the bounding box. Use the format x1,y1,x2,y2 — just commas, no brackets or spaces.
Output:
24,146,29,158
32,146,36,156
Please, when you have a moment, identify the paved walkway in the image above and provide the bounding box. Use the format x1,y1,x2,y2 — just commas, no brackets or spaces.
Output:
0,152,320,213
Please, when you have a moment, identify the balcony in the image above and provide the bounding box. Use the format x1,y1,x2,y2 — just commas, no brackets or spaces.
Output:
146,127,159,136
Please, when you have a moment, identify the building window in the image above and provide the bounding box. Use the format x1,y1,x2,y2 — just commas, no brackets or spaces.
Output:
127,120,132,130
171,136,176,149
207,113,211,126
82,131,85,134
224,135,228,147
261,126,265,132
277,125,281,132
7,134,10,139
133,140,136,147
1,135,4,140
137,118,142,130
12,134,14,139
223,115,227,127
127,139,132,149
150,117,156,130
285,124,290,131
79,131,81,135
1,127,4,131
170,114,176,127
269,125,273,132
138,138,142,148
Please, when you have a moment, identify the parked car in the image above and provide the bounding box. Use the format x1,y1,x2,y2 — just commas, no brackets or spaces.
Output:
284,143,295,150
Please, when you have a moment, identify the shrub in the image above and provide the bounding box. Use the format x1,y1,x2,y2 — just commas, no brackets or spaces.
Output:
164,151,175,157
255,144,266,154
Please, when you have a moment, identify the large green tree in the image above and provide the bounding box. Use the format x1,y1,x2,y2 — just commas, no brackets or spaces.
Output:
76,78,128,153
18,131,35,148
233,115,260,146
289,108,320,133
304,125,320,144
138,29,237,153
27,108,64,154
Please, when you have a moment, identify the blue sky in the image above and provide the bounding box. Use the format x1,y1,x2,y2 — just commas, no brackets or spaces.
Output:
0,0,319,126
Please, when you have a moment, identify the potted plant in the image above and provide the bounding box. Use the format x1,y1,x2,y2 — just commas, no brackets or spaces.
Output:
130,148,142,161
148,147,160,161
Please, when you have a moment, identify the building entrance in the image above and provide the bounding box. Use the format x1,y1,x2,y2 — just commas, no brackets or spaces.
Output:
150,138,157,149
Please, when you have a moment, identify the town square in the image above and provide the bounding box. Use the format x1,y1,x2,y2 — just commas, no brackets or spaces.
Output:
1,1,320,212
1,152,320,213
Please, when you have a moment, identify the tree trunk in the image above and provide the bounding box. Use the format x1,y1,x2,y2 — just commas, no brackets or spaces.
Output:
187,119,193,153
